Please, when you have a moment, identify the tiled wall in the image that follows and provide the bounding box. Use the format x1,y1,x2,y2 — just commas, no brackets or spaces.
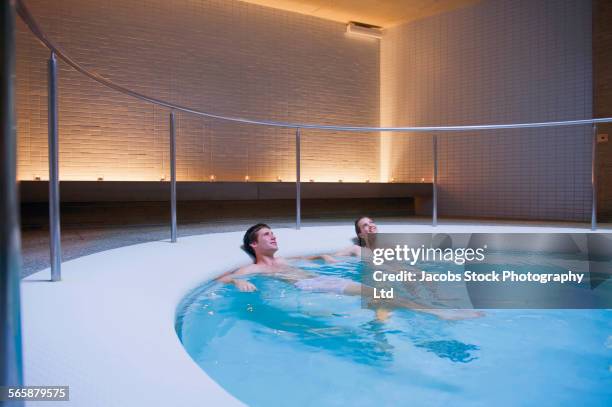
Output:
594,0,612,221
16,0,380,182
380,0,593,221
17,0,599,222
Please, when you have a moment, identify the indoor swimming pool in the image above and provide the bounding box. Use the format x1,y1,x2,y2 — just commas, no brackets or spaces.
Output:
176,257,612,406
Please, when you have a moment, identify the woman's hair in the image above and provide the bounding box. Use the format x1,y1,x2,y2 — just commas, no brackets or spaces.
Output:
243,223,270,259
354,216,369,238
354,216,373,247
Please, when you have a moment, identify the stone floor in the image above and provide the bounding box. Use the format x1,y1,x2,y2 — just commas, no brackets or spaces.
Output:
19,200,610,278
19,199,408,277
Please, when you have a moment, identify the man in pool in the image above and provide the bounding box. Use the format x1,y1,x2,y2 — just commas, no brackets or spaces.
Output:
216,223,483,320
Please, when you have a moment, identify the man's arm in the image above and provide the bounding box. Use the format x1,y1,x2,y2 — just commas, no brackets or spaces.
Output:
216,267,258,292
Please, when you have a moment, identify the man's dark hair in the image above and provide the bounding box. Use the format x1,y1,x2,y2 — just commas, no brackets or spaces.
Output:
243,223,270,260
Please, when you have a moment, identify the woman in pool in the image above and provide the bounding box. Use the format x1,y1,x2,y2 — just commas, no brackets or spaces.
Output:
216,223,482,321
317,215,378,261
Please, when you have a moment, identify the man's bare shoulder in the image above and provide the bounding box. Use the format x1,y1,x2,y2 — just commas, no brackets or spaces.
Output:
235,263,262,275
239,256,289,272
273,256,290,265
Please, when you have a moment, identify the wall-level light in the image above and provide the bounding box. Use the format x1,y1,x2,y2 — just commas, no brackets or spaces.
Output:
160,176,166,181
421,177,425,183
209,174,216,182
390,177,395,183
277,176,282,182
244,175,250,182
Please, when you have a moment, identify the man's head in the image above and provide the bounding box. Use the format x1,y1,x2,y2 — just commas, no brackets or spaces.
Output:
354,216,378,240
243,223,278,260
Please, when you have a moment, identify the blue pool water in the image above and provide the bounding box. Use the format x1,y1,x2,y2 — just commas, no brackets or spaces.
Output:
176,258,612,406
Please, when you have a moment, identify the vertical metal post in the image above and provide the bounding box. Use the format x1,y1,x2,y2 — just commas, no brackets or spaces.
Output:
591,124,597,231
48,51,61,281
1,0,24,394
295,128,301,230
170,111,177,242
432,134,438,227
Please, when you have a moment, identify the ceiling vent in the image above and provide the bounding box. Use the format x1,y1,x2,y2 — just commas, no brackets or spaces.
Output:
346,21,383,39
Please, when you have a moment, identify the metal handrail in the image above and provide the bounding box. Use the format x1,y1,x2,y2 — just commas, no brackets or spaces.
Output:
15,0,612,132
13,0,609,284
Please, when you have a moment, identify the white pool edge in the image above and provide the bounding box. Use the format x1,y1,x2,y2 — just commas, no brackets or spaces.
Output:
20,224,610,406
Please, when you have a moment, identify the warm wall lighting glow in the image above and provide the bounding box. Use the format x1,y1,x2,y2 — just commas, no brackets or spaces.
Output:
390,177,395,183
19,163,378,183
19,171,383,183
421,177,425,183
297,166,375,183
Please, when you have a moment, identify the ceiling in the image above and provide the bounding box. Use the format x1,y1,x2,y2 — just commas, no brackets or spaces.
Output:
237,0,481,28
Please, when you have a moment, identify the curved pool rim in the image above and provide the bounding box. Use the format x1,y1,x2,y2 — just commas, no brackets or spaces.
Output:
20,223,611,406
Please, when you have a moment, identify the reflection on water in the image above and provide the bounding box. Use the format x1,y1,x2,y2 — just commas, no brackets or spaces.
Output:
415,340,479,363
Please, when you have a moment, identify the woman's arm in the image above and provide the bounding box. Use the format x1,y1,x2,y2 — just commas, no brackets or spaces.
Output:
296,254,339,263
